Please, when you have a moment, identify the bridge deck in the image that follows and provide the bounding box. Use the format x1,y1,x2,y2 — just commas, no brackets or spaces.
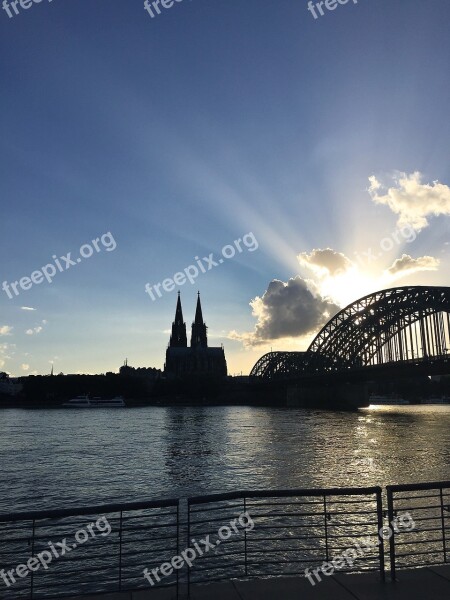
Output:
67,566,450,600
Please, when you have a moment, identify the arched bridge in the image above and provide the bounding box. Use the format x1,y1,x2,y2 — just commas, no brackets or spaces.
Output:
250,286,450,380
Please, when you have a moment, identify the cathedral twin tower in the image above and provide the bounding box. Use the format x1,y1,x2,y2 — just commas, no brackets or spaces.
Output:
164,293,227,378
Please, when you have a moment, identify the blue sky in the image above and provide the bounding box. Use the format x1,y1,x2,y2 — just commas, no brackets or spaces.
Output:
1,0,450,376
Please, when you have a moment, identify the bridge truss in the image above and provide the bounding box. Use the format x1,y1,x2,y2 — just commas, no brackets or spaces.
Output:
250,286,450,380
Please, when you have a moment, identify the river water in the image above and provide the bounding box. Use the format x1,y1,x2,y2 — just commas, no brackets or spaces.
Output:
0,405,449,514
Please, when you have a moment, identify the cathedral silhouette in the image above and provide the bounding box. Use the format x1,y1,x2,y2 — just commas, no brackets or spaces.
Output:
164,293,228,378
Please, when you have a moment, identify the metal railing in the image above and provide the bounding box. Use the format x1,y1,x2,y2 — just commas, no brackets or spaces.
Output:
386,480,450,580
0,498,179,599
187,486,384,594
2,480,449,598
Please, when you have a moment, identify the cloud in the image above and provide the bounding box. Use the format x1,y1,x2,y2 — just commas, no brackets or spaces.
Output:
21,307,36,311
26,327,43,336
0,343,13,369
368,171,450,231
0,326,13,336
229,276,340,347
385,254,440,280
298,248,354,277
25,320,47,336
21,364,30,371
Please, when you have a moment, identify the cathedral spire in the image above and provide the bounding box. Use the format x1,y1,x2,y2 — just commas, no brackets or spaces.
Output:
169,292,187,347
191,292,208,348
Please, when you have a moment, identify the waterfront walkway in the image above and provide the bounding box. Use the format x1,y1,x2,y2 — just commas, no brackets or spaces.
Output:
68,566,450,600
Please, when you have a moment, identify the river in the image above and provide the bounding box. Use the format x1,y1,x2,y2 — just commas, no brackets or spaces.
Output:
0,405,449,514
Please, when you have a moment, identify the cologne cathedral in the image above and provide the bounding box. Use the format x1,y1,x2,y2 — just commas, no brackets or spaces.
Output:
164,293,228,378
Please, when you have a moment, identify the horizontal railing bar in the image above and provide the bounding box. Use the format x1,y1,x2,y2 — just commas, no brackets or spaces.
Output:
395,549,446,559
387,481,450,493
388,504,445,513
189,497,377,512
196,508,378,522
190,515,325,528
395,525,448,535
191,556,375,572
390,493,445,502
191,563,382,583
188,487,382,505
0,499,179,524
12,510,177,528
0,499,179,523
395,537,444,547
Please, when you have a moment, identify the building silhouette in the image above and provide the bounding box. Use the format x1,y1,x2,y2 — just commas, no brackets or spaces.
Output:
164,293,227,378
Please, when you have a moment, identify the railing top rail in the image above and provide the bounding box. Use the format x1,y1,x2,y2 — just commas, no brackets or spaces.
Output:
386,480,450,493
188,486,382,505
0,497,179,524
5,481,447,523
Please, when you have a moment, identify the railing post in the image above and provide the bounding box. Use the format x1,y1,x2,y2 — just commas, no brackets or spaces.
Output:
176,502,180,600
386,487,396,581
118,511,123,591
244,497,248,577
375,489,385,581
439,488,447,563
187,500,191,598
323,495,329,562
30,519,36,600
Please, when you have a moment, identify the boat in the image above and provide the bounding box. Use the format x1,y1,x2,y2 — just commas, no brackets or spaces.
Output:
62,395,126,408
369,394,409,406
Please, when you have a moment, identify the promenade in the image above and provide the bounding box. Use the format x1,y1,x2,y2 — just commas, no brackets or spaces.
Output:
68,566,450,600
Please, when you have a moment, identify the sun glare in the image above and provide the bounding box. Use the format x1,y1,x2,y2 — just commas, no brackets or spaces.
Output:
319,268,380,308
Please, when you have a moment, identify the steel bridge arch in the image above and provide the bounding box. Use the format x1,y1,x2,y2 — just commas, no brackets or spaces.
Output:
250,286,450,380
249,352,308,379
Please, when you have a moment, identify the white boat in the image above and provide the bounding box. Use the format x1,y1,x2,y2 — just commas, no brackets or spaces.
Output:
369,394,409,405
62,395,126,408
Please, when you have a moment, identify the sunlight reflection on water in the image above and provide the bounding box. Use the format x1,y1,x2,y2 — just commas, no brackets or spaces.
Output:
0,405,449,512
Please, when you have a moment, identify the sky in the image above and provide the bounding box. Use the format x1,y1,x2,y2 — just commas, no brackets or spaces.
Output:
1,0,450,377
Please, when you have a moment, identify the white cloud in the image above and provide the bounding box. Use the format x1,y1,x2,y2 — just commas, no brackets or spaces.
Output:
298,248,354,277
229,276,339,347
25,320,47,336
0,326,13,336
368,171,450,231
0,342,13,369
385,254,440,280
21,364,30,371
26,326,43,336
20,307,36,311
